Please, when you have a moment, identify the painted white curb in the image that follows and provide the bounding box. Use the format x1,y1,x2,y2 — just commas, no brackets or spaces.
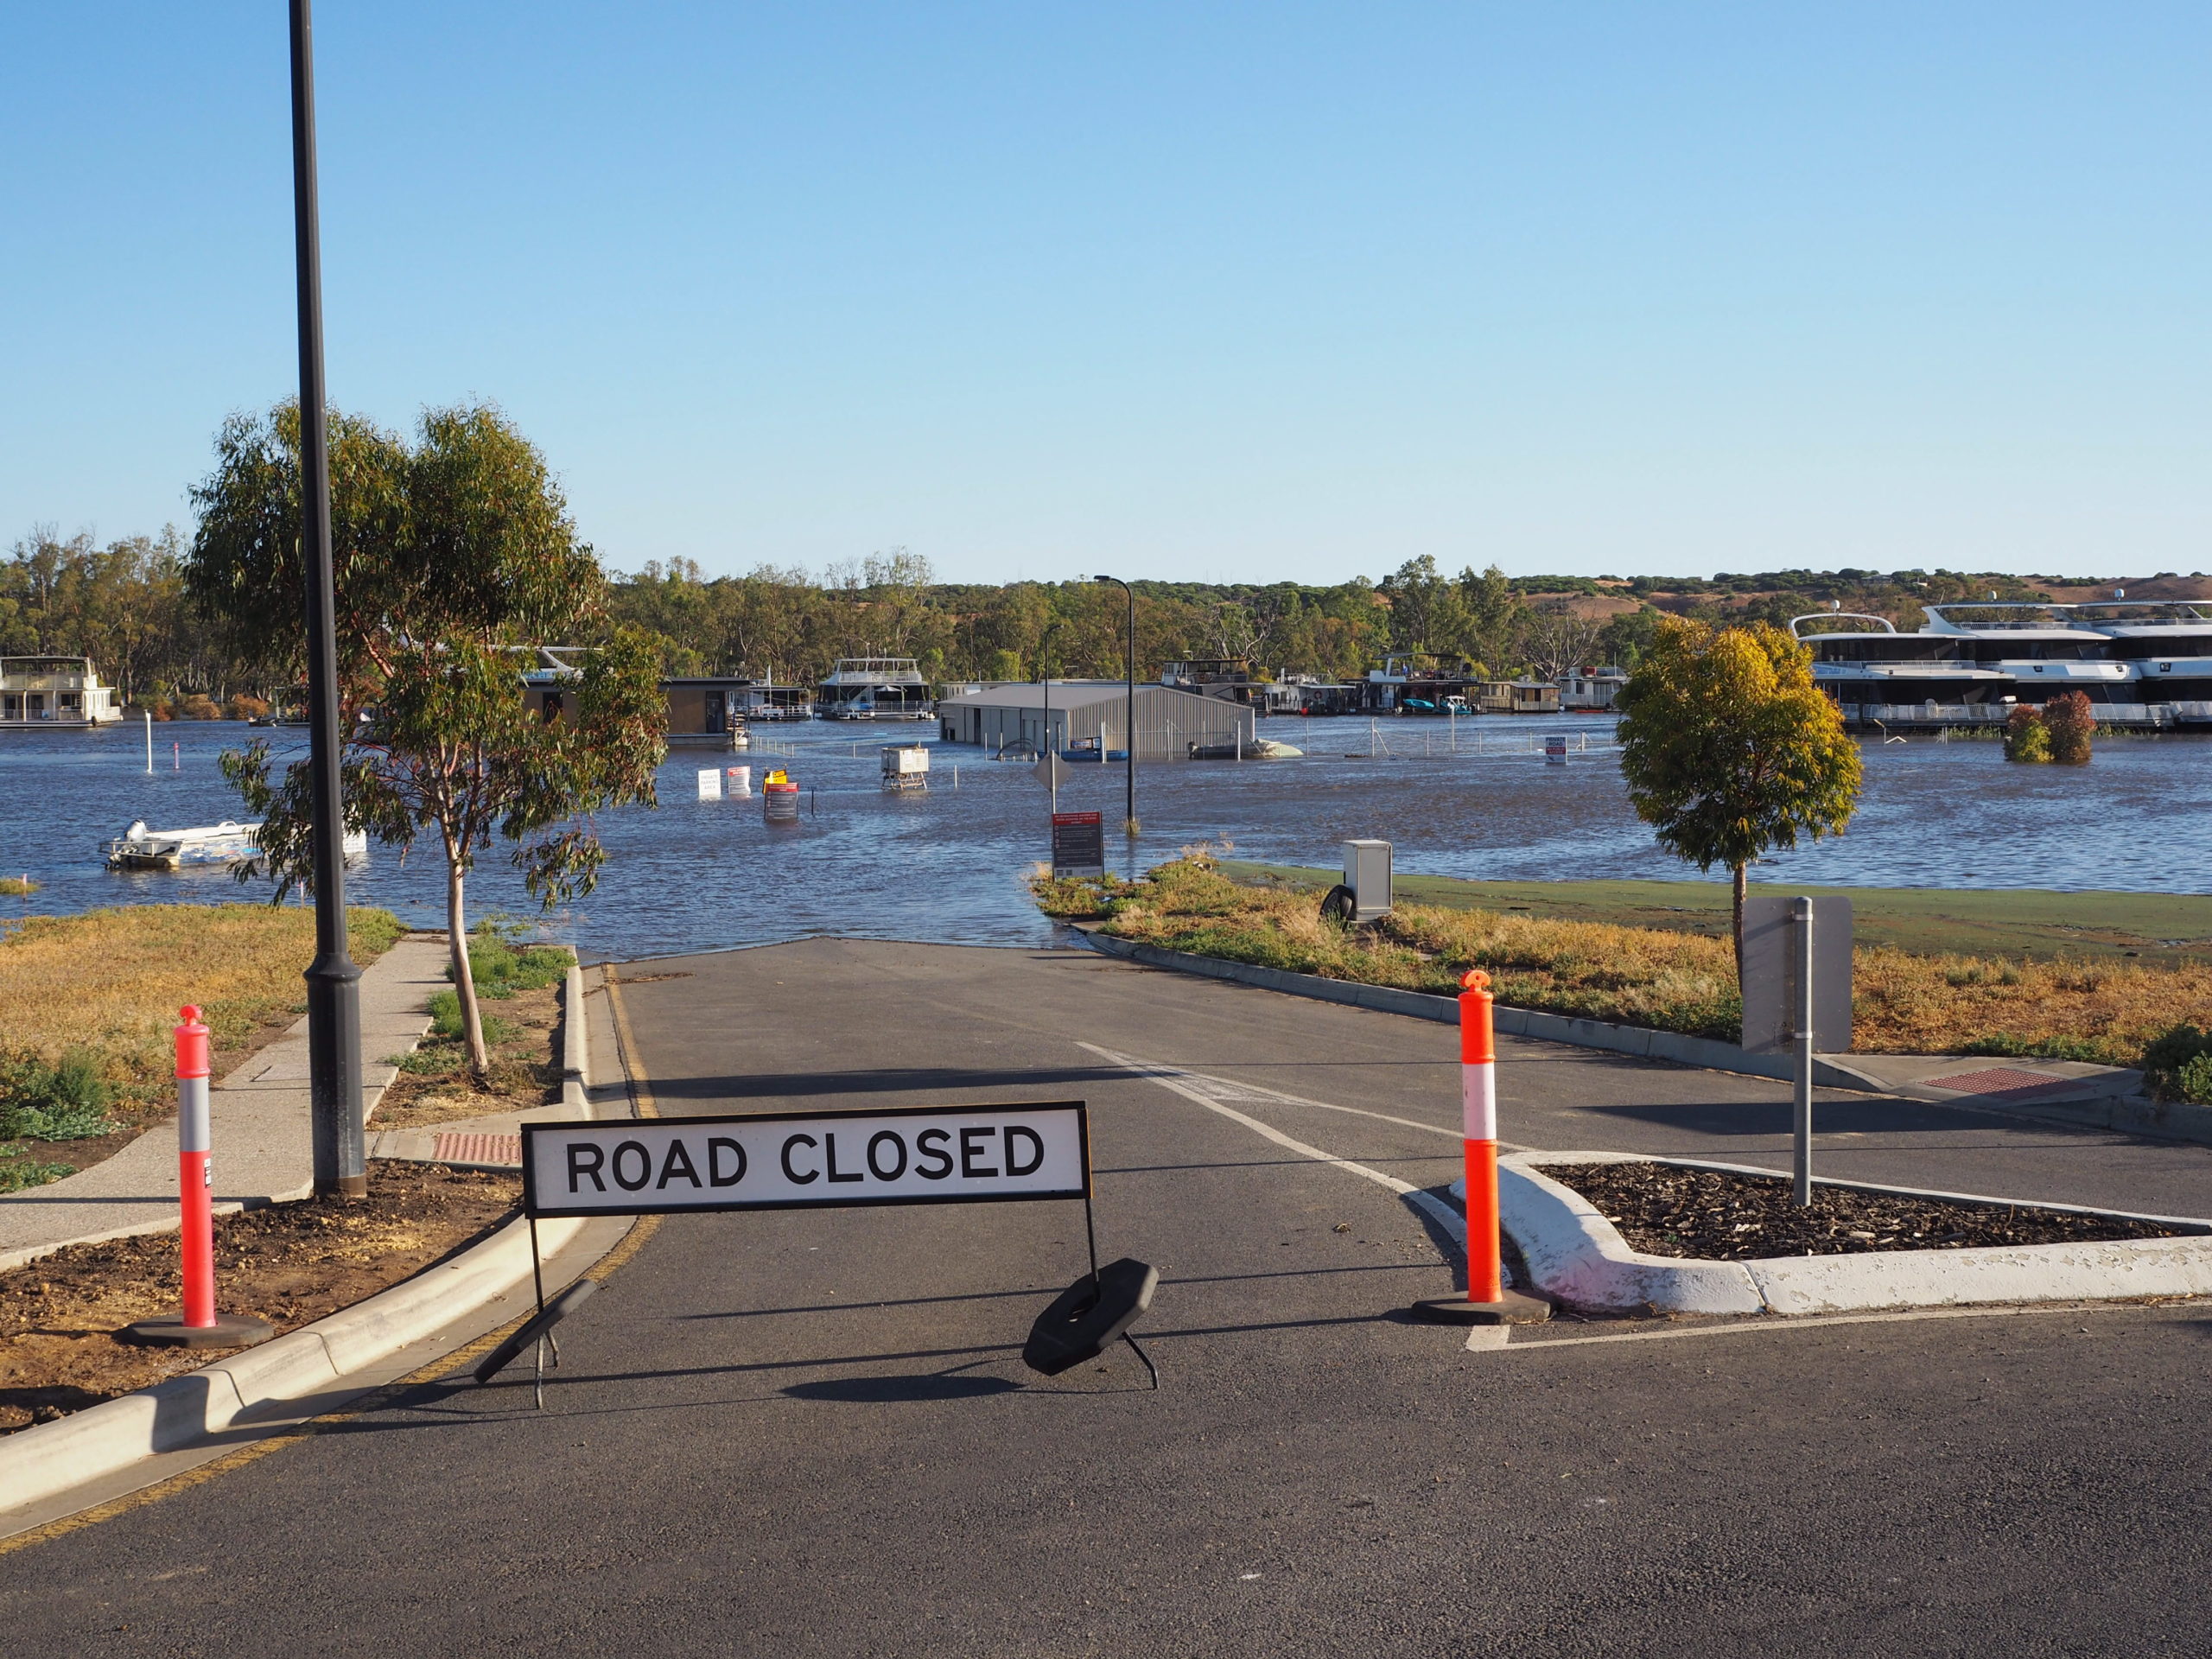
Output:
561,962,589,1114
1477,1151,2212,1317
0,1212,585,1520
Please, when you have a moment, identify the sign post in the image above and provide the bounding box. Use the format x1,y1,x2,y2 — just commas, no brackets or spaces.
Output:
1740,893,1854,1206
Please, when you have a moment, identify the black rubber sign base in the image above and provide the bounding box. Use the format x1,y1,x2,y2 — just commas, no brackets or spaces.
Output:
1408,1290,1553,1326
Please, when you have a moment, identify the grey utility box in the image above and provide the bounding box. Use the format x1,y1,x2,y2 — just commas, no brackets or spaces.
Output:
1343,840,1394,924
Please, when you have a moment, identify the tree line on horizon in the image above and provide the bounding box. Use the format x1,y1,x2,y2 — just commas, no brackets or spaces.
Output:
0,409,2139,705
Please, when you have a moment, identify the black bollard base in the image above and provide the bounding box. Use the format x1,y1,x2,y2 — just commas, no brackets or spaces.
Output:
1409,1291,1553,1326
120,1313,276,1350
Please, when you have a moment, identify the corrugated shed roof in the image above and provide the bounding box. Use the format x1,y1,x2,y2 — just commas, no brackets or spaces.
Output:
938,681,1233,712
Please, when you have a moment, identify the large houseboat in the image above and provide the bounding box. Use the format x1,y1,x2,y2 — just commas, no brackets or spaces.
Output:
1792,601,2212,729
817,658,932,720
1,658,123,727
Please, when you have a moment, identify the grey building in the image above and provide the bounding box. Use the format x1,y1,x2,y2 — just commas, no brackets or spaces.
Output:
937,680,1256,760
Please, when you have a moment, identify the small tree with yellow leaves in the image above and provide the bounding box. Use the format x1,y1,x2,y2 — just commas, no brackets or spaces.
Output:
1615,618,1863,985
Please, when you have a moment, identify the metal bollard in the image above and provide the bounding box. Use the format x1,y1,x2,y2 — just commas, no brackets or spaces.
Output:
122,1007,273,1348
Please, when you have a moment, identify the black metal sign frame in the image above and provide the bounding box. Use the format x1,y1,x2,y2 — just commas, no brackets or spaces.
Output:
498,1099,1127,1408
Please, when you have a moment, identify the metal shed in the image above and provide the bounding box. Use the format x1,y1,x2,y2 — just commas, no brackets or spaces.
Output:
936,681,1256,760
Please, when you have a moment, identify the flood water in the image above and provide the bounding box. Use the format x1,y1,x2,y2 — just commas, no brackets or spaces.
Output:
3,716,2208,963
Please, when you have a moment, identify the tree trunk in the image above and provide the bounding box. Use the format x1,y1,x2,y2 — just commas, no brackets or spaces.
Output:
1732,861,1749,994
447,859,489,1077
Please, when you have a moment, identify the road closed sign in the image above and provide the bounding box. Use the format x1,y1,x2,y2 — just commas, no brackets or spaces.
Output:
521,1102,1090,1218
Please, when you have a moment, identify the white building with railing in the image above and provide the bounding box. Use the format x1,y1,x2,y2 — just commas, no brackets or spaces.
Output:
0,658,123,727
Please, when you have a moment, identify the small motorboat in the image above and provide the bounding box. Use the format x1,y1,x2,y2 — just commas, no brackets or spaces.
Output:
105,819,368,871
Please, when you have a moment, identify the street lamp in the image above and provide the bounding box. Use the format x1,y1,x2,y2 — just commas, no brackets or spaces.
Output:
1091,575,1138,836
289,0,365,1198
1039,621,1061,816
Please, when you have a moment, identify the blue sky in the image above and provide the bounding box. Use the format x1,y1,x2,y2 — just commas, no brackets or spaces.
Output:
4,4,2208,584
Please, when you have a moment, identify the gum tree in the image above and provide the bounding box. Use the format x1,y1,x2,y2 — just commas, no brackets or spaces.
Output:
1615,617,1862,984
190,400,666,1073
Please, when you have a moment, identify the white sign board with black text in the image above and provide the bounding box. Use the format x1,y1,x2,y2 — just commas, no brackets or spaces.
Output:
522,1103,1090,1218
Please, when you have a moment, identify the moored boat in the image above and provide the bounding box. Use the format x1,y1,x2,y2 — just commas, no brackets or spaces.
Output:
105,819,368,871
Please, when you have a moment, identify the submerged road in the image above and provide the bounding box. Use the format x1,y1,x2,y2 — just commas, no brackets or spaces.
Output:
4,938,2209,1656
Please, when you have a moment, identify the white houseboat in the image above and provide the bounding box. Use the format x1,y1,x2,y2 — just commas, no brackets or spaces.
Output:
817,658,932,720
1792,601,2212,728
1,658,123,727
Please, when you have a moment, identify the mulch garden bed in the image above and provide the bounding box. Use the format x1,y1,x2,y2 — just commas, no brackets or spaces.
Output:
0,1164,520,1434
1547,1160,2190,1262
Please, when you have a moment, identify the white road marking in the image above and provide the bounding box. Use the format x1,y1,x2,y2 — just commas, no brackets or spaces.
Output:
1078,1041,1470,1248
1077,1041,1530,1150
1478,1298,2183,1353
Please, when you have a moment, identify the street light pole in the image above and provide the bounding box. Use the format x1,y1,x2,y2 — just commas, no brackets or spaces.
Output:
1040,622,1060,817
1092,575,1138,836
289,0,365,1199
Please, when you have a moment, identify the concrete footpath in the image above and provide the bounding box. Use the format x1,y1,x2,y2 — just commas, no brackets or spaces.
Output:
6,938,2208,1657
0,936,448,1273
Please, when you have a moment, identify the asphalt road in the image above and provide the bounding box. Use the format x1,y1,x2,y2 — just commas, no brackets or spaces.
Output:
4,939,2209,1656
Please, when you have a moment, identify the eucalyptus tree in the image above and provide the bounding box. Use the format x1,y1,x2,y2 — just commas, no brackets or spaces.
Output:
191,400,666,1073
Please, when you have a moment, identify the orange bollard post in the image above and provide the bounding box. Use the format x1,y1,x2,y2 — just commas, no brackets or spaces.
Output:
121,1007,274,1351
1458,970,1503,1303
1411,969,1549,1326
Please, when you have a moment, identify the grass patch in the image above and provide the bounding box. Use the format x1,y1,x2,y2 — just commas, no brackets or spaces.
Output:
0,903,405,1129
1041,854,2212,1063
0,877,37,897
427,990,518,1046
1219,861,2212,965
0,1052,113,1141
449,918,571,1000
0,1150,76,1194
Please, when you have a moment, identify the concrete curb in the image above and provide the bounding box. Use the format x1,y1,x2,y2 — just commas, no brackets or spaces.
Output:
562,962,588,1114
1487,1150,2212,1317
1075,931,1876,1089
0,1211,588,1521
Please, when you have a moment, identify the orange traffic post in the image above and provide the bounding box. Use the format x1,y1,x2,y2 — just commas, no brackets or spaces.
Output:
122,1007,273,1351
1458,970,1503,1304
1411,970,1549,1326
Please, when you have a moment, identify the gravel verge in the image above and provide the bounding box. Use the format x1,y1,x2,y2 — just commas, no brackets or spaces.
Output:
0,1164,519,1433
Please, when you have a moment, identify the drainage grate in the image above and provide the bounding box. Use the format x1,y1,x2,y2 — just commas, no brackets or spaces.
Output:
1916,1066,2076,1097
432,1131,524,1166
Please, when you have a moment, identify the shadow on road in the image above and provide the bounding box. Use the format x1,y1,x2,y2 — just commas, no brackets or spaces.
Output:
783,1374,1021,1402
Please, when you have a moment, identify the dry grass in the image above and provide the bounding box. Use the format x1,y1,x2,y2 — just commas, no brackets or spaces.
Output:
0,905,407,1106
1037,856,2212,1063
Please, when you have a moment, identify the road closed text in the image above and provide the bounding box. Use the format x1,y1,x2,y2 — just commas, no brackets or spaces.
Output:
521,1103,1089,1217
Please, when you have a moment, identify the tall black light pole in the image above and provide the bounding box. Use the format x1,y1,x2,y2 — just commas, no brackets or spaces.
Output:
1039,621,1061,817
1092,575,1138,835
291,0,365,1198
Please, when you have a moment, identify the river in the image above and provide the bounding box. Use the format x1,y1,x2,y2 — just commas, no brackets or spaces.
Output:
3,717,2206,962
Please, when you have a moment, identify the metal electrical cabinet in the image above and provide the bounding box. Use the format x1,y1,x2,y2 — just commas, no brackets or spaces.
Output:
1343,839,1394,924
